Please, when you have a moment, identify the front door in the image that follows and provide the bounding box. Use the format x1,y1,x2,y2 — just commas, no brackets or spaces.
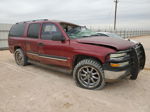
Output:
38,22,70,67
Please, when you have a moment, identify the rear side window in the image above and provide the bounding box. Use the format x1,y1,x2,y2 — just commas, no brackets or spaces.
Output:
9,23,25,37
27,23,40,39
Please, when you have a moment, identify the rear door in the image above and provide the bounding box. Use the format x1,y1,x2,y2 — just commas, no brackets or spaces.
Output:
26,23,41,61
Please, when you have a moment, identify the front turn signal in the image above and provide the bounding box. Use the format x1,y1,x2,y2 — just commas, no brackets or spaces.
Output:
110,63,120,67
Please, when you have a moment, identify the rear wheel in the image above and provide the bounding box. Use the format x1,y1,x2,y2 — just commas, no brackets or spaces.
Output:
14,49,28,66
73,59,105,90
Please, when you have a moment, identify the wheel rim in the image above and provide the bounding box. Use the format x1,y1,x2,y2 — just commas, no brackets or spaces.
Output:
15,51,23,65
77,66,101,88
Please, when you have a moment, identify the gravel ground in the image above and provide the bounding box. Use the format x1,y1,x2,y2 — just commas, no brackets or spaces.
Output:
0,36,150,112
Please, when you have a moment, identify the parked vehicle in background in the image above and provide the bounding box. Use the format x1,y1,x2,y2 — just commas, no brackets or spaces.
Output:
97,32,122,38
97,32,138,43
8,19,146,90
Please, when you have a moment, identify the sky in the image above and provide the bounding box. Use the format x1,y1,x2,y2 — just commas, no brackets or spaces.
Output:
0,0,150,30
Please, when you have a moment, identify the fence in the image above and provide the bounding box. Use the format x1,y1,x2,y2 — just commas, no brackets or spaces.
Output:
89,28,150,38
0,24,12,50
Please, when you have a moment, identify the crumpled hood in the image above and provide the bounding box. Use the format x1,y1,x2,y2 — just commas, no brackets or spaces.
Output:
75,36,136,50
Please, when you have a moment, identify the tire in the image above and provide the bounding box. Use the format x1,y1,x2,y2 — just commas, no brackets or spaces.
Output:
14,49,28,66
73,59,105,90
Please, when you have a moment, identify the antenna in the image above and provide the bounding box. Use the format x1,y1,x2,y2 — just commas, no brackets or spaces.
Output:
114,0,119,30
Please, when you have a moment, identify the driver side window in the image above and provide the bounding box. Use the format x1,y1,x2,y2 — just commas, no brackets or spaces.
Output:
41,23,61,40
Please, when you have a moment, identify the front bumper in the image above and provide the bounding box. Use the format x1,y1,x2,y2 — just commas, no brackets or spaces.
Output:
103,43,146,81
104,70,130,82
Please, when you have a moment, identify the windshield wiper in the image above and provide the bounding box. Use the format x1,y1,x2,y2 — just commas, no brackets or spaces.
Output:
91,34,100,36
81,36,90,37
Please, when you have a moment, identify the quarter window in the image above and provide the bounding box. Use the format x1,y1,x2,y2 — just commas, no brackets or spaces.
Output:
9,23,25,37
28,23,40,39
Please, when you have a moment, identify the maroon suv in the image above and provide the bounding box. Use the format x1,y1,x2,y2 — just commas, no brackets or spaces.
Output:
8,19,146,90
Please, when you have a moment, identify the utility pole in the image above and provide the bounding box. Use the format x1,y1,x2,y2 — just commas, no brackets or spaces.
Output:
114,0,119,30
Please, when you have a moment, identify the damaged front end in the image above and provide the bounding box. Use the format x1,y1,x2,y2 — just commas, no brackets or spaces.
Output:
103,43,146,81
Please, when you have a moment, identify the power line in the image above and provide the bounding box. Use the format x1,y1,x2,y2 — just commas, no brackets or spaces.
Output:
114,0,119,30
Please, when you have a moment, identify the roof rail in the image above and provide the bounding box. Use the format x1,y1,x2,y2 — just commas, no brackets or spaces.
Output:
16,19,48,24
32,19,48,22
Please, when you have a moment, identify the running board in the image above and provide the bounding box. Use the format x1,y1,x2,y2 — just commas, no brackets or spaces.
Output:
28,59,72,75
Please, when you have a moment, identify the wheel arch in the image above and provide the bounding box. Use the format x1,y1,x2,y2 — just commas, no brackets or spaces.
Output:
73,54,103,67
14,46,22,51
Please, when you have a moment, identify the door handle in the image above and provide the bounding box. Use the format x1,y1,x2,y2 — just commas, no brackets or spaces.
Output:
38,43,45,46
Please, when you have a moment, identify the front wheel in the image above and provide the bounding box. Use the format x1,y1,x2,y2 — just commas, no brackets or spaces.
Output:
73,59,105,90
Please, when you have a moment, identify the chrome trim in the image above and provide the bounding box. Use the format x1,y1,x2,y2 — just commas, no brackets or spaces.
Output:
27,52,38,56
38,55,67,61
27,52,67,61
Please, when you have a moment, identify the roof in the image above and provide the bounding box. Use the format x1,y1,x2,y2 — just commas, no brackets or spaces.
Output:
16,19,80,26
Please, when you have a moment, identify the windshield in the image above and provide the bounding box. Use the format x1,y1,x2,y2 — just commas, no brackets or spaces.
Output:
66,26,99,39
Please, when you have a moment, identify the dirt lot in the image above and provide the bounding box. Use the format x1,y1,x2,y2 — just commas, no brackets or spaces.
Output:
0,36,150,112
